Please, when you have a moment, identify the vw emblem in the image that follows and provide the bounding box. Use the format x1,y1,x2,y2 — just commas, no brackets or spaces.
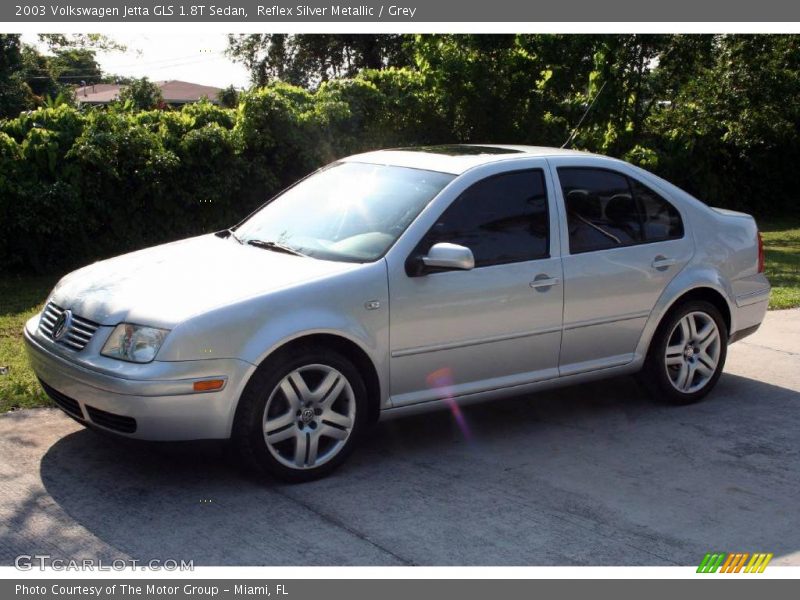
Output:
300,408,315,424
52,309,72,341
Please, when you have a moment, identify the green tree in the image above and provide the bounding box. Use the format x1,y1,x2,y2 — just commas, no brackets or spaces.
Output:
2,34,115,118
50,48,103,86
18,44,63,100
119,77,164,110
648,35,800,213
37,34,126,53
227,34,412,87
217,85,240,108
0,34,34,119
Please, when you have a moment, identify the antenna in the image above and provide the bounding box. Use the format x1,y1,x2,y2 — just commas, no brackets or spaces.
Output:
561,80,608,149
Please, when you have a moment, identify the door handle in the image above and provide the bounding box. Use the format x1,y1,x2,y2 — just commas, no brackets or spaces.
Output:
651,256,677,270
529,276,561,290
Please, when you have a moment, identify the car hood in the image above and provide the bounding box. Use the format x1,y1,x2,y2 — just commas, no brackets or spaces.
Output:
49,234,360,328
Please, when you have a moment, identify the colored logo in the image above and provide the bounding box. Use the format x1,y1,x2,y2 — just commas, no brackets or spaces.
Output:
697,552,773,573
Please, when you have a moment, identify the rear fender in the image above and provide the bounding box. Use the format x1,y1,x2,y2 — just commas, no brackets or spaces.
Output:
634,265,736,363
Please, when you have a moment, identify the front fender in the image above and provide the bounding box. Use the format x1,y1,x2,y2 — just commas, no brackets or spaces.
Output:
157,260,391,407
240,308,391,411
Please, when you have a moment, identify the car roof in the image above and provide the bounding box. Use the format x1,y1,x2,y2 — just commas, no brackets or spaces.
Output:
341,144,598,175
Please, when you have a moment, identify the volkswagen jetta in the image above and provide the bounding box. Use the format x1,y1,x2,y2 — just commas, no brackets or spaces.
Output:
24,145,770,480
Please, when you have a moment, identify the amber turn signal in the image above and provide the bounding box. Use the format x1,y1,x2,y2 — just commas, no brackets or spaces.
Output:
193,379,225,392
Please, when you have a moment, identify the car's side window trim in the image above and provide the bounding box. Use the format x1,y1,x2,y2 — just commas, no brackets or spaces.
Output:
555,165,685,256
406,167,552,274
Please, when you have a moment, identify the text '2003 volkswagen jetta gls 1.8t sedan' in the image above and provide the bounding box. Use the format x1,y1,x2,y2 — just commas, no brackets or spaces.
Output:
24,145,770,481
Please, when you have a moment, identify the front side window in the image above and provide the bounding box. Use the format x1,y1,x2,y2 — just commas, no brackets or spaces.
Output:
234,162,455,263
558,167,683,254
418,169,549,268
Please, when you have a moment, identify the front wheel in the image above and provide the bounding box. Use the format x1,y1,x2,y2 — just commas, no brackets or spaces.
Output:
641,300,728,405
233,345,367,482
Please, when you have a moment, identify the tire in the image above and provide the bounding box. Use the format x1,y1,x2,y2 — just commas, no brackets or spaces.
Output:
640,300,728,405
232,344,367,482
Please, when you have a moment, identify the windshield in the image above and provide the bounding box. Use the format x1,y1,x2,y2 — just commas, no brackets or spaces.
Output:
234,162,455,262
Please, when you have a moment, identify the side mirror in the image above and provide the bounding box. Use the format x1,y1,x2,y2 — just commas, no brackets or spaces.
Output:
421,243,475,272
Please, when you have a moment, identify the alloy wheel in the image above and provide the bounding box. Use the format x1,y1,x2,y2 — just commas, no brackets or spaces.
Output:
664,311,722,394
262,364,355,470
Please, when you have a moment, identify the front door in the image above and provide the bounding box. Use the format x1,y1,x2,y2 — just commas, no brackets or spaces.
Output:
387,167,564,407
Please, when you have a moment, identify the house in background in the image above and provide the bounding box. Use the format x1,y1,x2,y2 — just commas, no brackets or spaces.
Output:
74,80,223,106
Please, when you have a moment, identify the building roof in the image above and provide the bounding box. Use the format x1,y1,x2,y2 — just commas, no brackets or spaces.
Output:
74,80,223,105
73,83,120,103
342,144,596,174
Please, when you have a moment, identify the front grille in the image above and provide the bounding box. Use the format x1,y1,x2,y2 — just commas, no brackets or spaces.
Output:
38,302,100,351
85,405,137,434
39,379,83,419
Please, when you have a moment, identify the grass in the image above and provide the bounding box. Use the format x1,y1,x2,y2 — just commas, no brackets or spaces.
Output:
760,218,800,310
0,275,57,413
1,219,798,413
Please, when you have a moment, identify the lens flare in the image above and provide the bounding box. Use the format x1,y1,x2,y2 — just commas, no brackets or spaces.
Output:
426,367,472,440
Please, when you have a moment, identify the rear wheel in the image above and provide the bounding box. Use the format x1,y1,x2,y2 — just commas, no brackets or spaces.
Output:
641,300,728,404
233,345,366,482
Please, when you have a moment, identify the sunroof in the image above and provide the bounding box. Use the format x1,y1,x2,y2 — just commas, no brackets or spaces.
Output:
394,145,523,156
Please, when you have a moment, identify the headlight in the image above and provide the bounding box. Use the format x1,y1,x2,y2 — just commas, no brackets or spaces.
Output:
101,324,169,363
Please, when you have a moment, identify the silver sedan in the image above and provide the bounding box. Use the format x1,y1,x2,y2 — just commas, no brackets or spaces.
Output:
24,145,770,481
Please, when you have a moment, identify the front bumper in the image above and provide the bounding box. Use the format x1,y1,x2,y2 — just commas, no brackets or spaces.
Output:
24,318,255,440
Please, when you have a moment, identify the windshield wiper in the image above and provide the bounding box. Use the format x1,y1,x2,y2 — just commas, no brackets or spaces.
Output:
245,239,306,256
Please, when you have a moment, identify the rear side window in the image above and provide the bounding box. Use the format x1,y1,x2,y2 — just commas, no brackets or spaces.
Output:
558,167,683,254
630,178,684,241
420,169,549,267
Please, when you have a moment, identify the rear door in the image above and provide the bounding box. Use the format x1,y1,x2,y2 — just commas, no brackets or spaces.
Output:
548,158,693,375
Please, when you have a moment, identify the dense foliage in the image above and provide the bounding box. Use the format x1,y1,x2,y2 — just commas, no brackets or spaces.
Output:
226,34,413,87
0,34,118,116
1,34,799,274
118,77,164,110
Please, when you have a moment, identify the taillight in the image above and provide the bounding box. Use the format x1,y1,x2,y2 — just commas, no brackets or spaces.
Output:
757,231,765,273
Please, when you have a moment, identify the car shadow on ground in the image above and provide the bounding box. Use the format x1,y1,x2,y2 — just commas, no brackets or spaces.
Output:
31,372,800,566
